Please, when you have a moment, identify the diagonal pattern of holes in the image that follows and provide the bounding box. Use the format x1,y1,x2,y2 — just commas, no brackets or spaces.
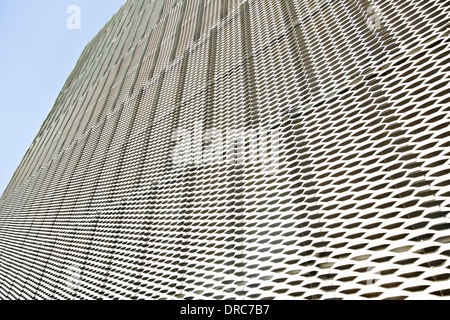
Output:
0,0,450,300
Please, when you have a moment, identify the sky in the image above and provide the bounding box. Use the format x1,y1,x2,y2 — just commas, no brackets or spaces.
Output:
0,0,126,196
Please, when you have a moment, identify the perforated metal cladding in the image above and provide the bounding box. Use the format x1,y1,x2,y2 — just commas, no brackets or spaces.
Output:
0,0,450,300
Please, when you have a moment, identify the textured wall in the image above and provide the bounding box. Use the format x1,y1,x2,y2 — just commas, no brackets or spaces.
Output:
0,0,449,300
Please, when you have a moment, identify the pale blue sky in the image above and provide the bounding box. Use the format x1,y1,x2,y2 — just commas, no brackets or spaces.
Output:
0,0,126,195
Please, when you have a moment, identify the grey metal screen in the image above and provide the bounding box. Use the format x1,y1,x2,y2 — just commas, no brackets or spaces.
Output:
0,0,449,300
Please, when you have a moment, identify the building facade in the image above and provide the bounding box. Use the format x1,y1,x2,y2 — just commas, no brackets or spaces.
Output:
0,0,449,299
